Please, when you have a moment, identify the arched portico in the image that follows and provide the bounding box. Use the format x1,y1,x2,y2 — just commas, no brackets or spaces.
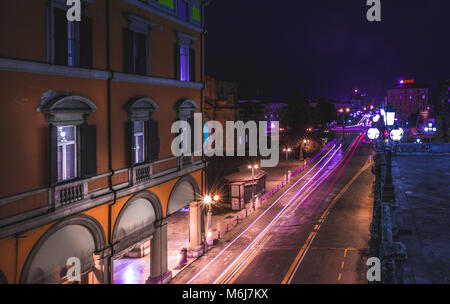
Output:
166,175,204,274
111,191,170,284
20,215,106,284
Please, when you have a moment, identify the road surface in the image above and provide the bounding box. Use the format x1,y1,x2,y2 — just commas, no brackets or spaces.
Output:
172,131,374,284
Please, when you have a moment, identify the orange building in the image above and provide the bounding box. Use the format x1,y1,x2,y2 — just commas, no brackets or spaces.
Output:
0,0,208,284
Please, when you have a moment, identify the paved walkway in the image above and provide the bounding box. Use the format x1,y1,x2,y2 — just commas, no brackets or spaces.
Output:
392,155,450,283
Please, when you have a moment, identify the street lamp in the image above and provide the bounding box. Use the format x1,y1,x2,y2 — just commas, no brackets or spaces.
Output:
367,127,381,140
283,148,292,161
204,194,220,246
382,107,396,201
385,110,396,127
390,128,404,142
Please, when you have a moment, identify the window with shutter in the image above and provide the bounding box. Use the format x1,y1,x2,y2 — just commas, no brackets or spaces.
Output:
148,120,160,162
54,8,68,65
123,29,134,73
125,98,160,166
80,124,97,178
79,17,93,68
51,4,92,67
136,33,148,76
123,14,154,75
39,94,97,185
189,48,196,82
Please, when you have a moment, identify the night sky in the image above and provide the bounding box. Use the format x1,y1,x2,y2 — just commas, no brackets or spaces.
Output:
204,0,450,102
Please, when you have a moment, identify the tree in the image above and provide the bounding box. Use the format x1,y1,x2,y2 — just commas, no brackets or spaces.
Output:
316,99,338,127
285,90,310,136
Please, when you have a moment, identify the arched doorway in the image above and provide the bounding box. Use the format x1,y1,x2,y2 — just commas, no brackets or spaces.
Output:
112,191,163,284
166,175,201,275
20,215,106,284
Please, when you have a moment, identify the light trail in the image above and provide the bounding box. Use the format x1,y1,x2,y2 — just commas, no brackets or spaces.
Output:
186,144,339,284
220,145,346,284
213,145,342,284
282,135,364,284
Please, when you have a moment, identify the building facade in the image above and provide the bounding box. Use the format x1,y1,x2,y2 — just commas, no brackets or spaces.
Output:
0,0,208,284
204,75,238,125
387,79,429,121
437,78,450,106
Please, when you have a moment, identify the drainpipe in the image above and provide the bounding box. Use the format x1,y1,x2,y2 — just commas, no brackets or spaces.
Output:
201,0,212,195
104,0,117,284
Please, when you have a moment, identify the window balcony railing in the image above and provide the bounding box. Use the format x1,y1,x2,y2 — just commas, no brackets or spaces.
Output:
54,179,88,206
132,163,153,185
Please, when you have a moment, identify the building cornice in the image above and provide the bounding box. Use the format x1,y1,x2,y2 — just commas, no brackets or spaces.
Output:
124,0,204,33
0,57,205,89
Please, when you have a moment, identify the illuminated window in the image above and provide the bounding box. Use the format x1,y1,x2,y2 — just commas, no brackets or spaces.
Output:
176,33,196,81
180,47,189,81
178,0,189,21
133,121,146,164
57,126,77,181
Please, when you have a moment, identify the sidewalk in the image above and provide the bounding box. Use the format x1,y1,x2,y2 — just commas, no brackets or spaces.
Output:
210,158,308,241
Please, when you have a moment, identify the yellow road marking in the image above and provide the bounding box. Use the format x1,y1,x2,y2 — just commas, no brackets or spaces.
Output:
341,261,345,269
227,234,273,284
281,161,370,284
338,273,342,281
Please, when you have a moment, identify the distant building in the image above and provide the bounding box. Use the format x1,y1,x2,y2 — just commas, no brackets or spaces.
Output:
237,99,288,132
437,79,450,106
204,75,238,124
387,79,429,121
350,89,371,109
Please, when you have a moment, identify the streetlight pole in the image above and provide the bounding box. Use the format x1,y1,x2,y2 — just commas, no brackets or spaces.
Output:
382,107,396,201
204,194,220,246
248,164,258,208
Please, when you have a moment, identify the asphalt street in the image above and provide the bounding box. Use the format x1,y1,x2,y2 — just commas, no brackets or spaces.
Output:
171,131,374,284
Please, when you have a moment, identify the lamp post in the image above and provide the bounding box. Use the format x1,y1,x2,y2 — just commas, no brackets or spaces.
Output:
204,194,220,246
383,107,396,200
248,164,259,207
283,148,292,162
299,139,308,161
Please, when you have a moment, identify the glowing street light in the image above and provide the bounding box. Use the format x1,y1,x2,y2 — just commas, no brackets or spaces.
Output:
385,109,396,127
283,148,292,161
204,195,212,205
367,128,381,140
390,128,404,141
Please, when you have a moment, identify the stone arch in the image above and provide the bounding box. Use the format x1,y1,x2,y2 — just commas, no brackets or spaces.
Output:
37,93,97,125
167,175,200,215
0,270,7,284
175,99,199,120
20,215,106,284
112,190,163,254
125,97,159,121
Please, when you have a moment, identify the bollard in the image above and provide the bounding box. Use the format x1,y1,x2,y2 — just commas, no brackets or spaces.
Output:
177,248,188,268
236,216,240,224
226,224,229,232
218,231,221,239
245,209,248,218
